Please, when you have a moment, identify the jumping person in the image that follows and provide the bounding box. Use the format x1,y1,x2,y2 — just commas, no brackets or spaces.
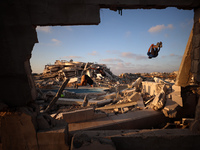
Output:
75,74,93,88
147,42,162,59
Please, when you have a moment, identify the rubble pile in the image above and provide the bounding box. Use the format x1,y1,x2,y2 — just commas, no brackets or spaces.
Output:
33,60,123,89
32,60,197,132
28,59,200,149
33,60,181,116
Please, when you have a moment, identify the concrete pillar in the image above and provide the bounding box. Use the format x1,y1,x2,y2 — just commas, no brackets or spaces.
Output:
191,8,200,83
0,1,38,106
175,28,193,87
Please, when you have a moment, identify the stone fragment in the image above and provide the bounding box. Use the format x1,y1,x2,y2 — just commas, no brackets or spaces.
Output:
151,84,167,110
37,114,51,130
131,77,142,89
0,112,38,150
121,107,129,113
61,108,106,123
71,132,116,150
37,126,69,150
127,92,141,102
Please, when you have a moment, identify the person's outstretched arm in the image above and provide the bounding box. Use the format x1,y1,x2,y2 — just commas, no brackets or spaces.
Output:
148,44,154,52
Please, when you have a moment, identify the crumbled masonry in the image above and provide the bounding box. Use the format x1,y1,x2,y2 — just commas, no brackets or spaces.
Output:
22,59,199,149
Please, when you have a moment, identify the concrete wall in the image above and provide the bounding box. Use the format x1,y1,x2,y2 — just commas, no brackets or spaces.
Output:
191,8,200,83
0,0,200,107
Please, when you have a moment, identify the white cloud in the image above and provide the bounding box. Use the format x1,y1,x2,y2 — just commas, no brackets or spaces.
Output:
51,38,61,45
106,62,151,75
148,24,173,33
162,53,182,59
106,50,120,54
60,56,82,59
100,58,123,62
120,52,146,60
167,24,173,29
36,26,52,33
88,51,98,56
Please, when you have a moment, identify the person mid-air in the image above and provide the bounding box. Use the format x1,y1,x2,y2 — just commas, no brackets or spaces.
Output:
147,41,163,59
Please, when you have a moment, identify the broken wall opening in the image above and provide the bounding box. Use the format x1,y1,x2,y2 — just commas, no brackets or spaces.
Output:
1,0,200,149
31,8,193,76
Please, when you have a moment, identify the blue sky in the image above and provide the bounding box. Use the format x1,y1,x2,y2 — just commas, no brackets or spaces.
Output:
31,7,194,75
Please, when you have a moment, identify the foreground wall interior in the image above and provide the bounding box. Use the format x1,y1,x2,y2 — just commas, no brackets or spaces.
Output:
1,0,200,150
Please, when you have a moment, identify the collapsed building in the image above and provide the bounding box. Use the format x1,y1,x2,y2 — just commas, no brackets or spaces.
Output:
1,0,200,150
35,59,120,89
42,60,118,81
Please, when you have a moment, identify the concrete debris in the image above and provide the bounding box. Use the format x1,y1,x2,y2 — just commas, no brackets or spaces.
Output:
130,77,143,89
72,129,200,150
33,60,183,120
95,101,137,111
30,60,200,149
71,131,116,150
82,95,88,107
150,84,167,110
57,108,107,123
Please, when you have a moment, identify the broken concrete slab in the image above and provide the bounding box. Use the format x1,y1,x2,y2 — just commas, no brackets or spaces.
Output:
150,84,167,110
37,126,69,150
0,112,38,150
98,92,117,100
127,92,141,102
68,109,167,133
170,85,183,106
59,108,107,123
95,101,137,110
56,98,98,105
71,131,116,150
72,129,200,150
96,99,113,107
137,96,145,109
131,77,142,88
141,81,164,96
162,98,180,118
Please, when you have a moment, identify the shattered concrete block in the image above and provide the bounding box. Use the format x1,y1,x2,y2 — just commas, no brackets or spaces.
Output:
162,98,180,118
0,112,38,150
114,108,119,113
96,101,137,111
100,92,116,100
142,81,163,96
182,118,195,125
71,131,116,150
131,77,142,88
82,95,88,107
37,114,51,130
127,92,141,102
61,108,107,123
151,85,167,110
69,109,167,132
97,99,113,107
37,126,69,150
57,98,98,105
137,96,145,109
121,107,129,113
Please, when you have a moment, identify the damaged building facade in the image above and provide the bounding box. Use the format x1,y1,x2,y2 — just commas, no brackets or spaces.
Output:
1,0,200,149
